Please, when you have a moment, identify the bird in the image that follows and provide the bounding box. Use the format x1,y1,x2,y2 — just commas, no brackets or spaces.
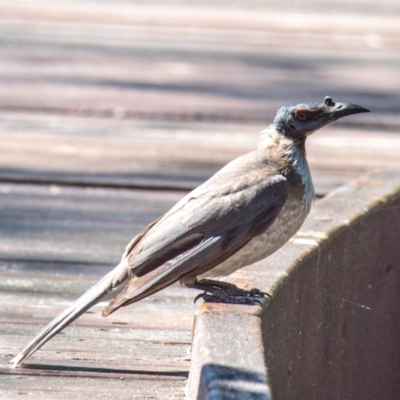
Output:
9,96,369,368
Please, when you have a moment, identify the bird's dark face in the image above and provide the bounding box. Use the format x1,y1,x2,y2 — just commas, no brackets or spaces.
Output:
274,96,369,141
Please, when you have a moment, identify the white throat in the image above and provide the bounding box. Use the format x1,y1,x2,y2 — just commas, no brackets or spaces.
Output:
285,142,315,212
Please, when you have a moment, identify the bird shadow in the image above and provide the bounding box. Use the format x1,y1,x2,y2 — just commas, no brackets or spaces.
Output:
6,362,188,379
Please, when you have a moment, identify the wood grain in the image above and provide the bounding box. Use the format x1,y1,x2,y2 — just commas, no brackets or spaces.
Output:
0,0,399,397
0,184,193,398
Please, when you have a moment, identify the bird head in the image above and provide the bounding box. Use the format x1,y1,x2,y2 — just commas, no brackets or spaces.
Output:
273,96,369,141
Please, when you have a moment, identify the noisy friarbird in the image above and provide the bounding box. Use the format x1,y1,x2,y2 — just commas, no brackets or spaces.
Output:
10,96,369,367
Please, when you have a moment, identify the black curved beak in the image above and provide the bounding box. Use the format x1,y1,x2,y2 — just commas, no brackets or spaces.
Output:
321,96,370,122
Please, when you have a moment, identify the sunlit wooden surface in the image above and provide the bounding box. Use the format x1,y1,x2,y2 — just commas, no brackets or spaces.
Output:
0,1,399,398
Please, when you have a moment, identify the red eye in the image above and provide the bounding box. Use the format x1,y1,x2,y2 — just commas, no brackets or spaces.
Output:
296,110,308,121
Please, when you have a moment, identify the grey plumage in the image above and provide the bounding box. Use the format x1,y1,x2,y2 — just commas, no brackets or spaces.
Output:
10,96,369,368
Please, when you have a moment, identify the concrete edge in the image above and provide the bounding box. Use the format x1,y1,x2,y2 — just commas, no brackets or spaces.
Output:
186,170,400,399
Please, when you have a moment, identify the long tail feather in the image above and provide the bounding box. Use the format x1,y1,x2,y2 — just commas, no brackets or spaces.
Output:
9,261,129,368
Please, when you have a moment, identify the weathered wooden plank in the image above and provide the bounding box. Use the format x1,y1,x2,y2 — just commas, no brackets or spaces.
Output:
0,183,183,263
1,36,398,121
1,115,400,195
0,182,195,398
0,0,399,197
0,289,195,370
0,270,193,398
0,373,186,400
0,1,399,398
0,1,399,121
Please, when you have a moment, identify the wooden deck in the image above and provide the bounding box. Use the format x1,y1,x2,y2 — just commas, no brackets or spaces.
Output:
1,1,399,398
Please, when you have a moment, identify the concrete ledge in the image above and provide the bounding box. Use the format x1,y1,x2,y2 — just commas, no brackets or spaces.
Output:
187,171,400,399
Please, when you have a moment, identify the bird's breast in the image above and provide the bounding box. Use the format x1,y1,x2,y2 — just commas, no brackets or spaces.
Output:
200,178,312,278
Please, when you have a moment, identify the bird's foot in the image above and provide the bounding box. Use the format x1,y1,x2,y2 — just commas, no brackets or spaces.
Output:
191,279,270,305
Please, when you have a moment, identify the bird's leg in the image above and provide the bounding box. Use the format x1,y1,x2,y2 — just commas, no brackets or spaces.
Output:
184,279,270,305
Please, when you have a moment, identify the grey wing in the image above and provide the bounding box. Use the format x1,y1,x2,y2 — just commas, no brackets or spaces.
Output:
130,161,288,276
103,158,289,315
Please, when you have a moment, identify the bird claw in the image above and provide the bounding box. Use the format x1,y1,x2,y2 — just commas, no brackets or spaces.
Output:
191,280,270,306
194,292,207,304
202,294,264,305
